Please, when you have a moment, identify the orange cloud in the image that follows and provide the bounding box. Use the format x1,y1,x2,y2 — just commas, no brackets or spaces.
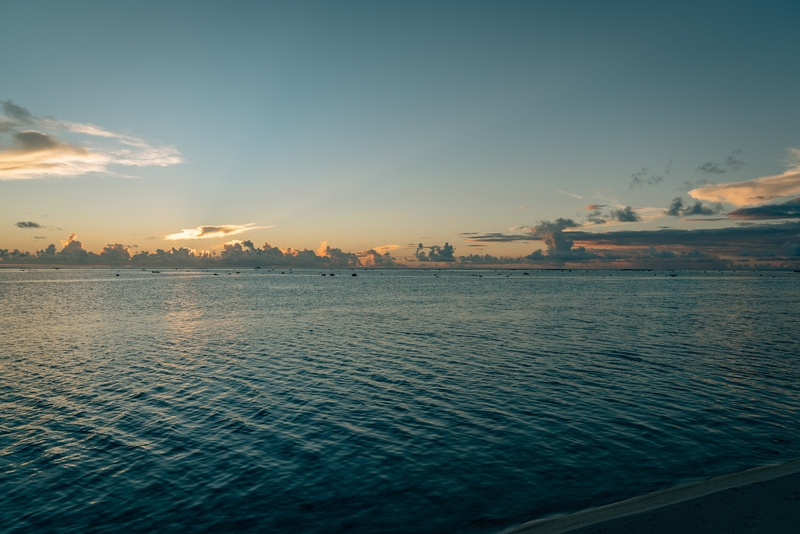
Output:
0,101,182,180
61,232,78,247
689,149,800,206
0,131,108,179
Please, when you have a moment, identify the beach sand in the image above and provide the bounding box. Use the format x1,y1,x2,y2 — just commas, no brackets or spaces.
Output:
504,459,800,534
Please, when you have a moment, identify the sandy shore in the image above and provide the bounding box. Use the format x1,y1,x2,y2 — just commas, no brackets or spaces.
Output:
503,459,800,534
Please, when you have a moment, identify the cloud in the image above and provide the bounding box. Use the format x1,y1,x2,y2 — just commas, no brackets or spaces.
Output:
689,150,800,206
630,160,672,188
0,130,108,178
724,150,746,170
357,248,395,266
727,198,800,220
584,206,641,224
696,150,745,175
0,100,182,180
568,223,800,251
415,242,456,262
664,198,685,217
465,232,531,242
372,244,400,255
586,210,607,224
57,233,89,262
467,219,581,244
696,162,726,174
609,206,641,222
1,236,399,268
585,204,607,211
2,100,34,122
465,219,590,262
464,218,800,268
457,253,523,264
2,225,798,268
100,243,131,263
783,242,800,256
524,247,600,262
523,219,582,252
664,197,724,217
682,200,723,216
164,223,271,240
211,241,393,267
15,221,42,228
61,232,78,247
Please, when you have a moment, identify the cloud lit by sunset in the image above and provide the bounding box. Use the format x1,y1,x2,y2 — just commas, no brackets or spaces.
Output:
689,155,800,206
0,99,182,181
165,223,271,240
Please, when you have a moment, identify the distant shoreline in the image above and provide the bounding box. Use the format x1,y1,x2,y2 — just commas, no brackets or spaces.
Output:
1,265,799,272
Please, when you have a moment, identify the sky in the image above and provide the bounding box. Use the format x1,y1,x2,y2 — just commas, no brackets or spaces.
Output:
2,0,800,268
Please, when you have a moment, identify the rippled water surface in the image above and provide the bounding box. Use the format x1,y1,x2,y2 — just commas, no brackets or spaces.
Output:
2,268,799,533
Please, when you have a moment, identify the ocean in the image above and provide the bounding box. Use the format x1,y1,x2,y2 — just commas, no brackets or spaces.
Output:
2,268,799,533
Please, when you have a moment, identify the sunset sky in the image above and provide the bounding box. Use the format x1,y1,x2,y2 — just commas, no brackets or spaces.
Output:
2,1,799,267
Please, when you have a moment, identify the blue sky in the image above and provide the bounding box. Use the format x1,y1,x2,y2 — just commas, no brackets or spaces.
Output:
2,1,799,266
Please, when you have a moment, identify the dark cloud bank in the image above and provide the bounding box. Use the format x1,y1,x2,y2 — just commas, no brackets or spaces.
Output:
728,198,800,220
463,219,800,269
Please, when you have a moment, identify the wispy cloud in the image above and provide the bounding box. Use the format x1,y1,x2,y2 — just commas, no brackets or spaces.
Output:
689,149,800,206
630,160,672,189
556,190,582,200
0,100,182,180
165,223,271,240
531,184,583,200
696,150,745,175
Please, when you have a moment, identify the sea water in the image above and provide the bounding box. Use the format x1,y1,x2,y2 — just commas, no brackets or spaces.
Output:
2,269,799,533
